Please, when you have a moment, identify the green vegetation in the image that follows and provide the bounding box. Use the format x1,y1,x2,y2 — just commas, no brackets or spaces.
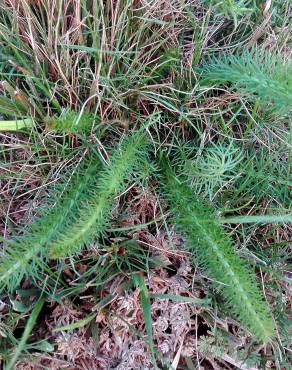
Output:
159,157,275,342
0,156,101,292
0,0,291,368
51,130,149,258
199,49,292,116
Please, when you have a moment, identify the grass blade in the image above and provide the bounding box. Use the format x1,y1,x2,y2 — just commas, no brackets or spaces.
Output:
52,313,96,333
0,118,33,131
220,214,292,224
6,296,45,370
133,273,158,369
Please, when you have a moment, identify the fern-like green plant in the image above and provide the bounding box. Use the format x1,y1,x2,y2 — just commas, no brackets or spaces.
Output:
45,109,95,134
159,157,275,342
203,0,256,24
0,158,101,292
199,49,292,116
50,131,148,258
184,142,243,200
0,131,148,291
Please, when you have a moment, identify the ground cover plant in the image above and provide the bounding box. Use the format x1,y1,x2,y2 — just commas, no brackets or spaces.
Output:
0,0,291,369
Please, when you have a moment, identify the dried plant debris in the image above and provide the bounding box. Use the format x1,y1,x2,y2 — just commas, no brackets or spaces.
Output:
16,263,202,369
16,262,284,369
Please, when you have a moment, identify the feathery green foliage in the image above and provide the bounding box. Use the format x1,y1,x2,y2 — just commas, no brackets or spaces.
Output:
183,142,244,200
45,110,96,134
203,0,256,24
199,49,292,116
0,131,148,290
50,131,149,258
0,158,101,292
159,157,275,342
